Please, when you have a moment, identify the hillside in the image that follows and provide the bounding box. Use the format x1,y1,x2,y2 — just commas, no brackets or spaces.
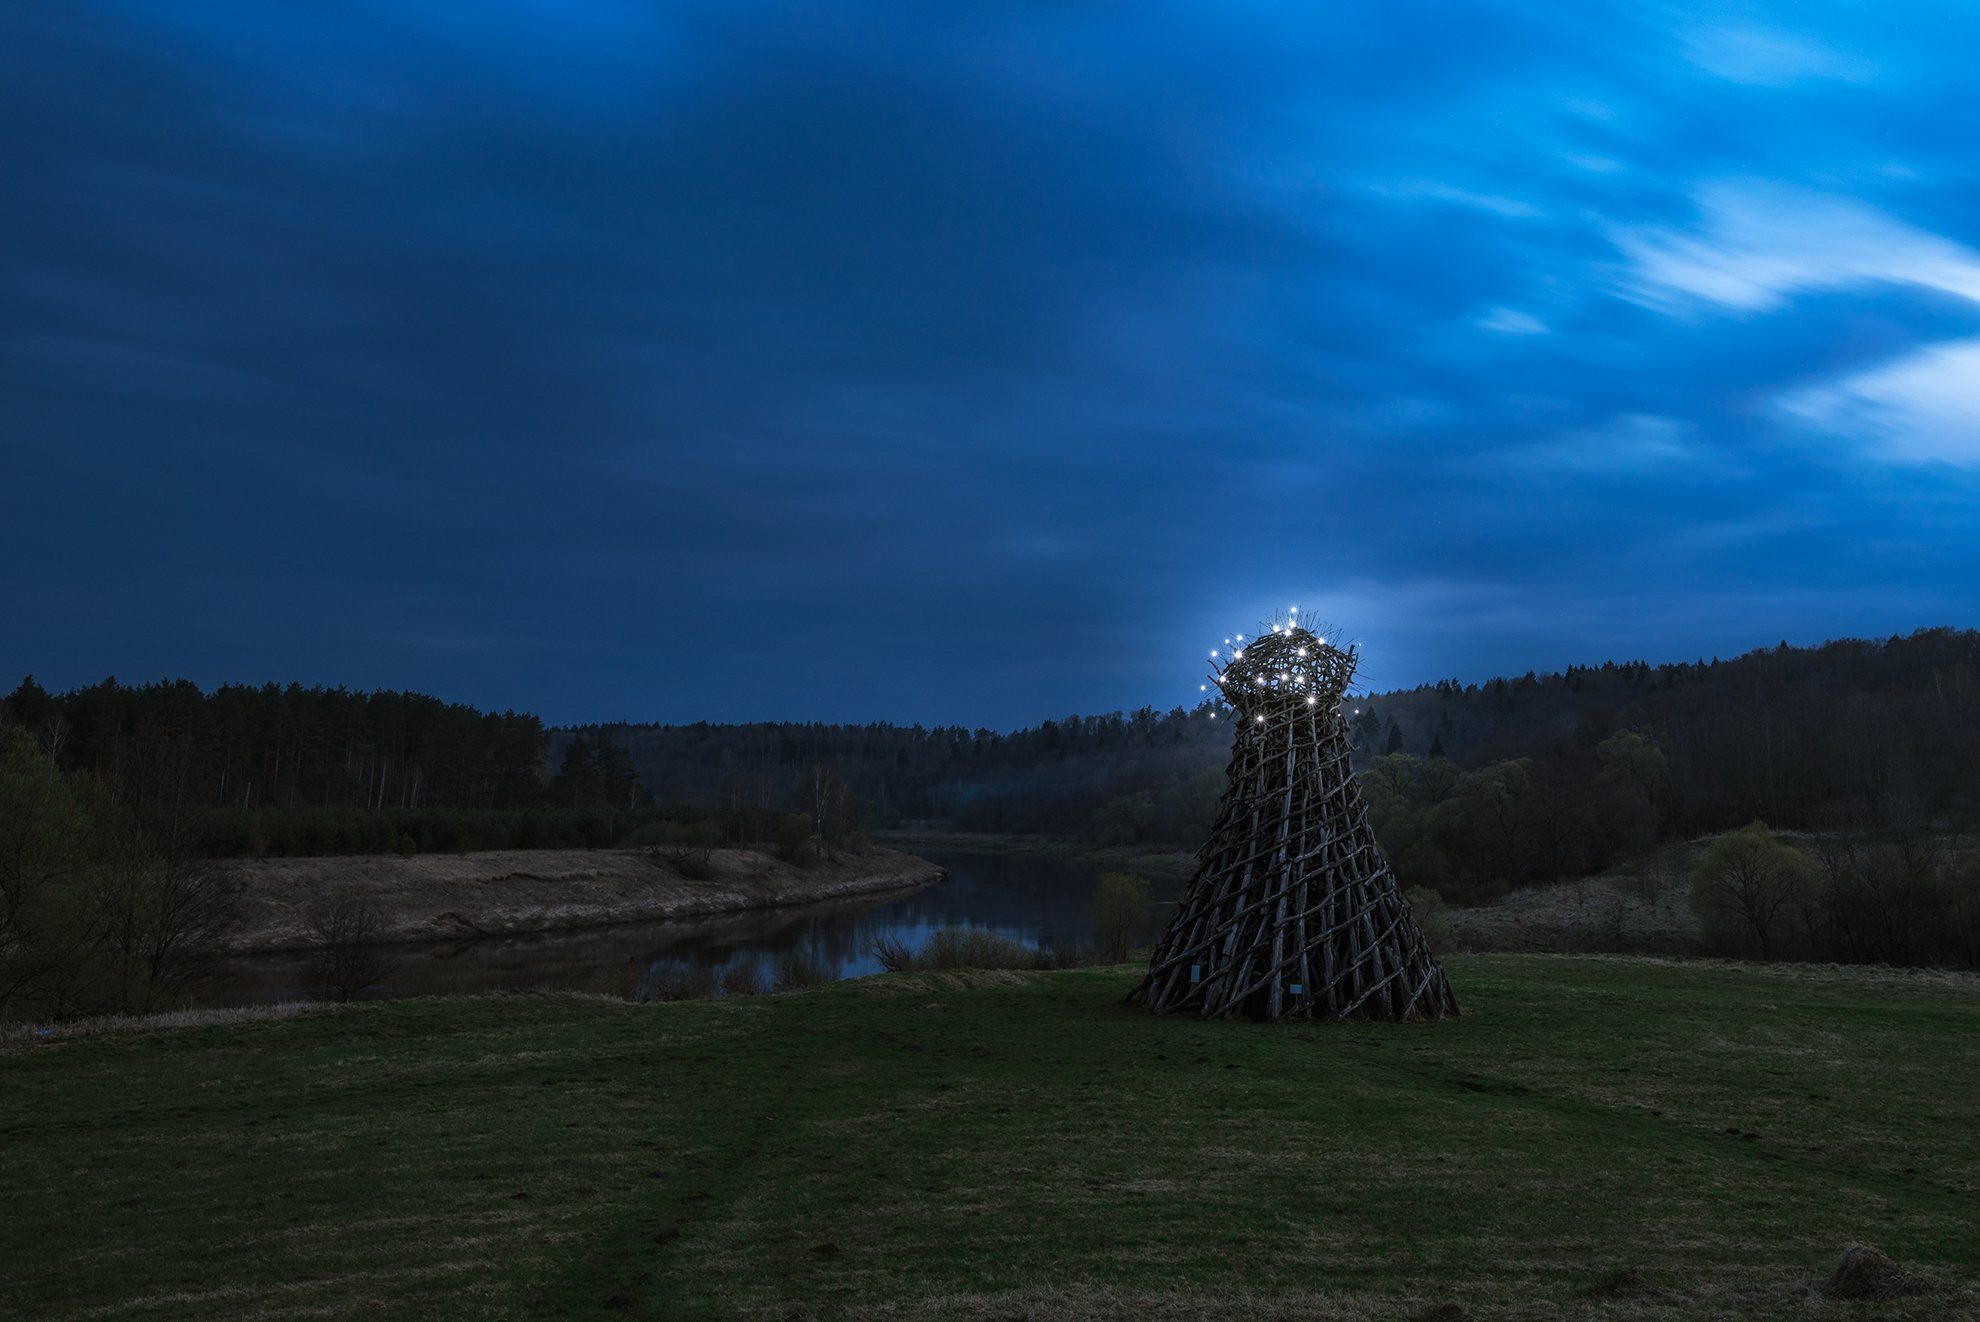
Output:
573,627,1980,852
4,957,1975,1318
11,626,1977,891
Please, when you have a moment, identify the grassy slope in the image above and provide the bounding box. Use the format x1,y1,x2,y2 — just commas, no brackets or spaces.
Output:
3,958,1976,1320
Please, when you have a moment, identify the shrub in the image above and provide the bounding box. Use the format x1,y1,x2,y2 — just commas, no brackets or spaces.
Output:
302,884,396,1003
718,961,766,996
871,926,1046,973
1404,885,1451,952
923,927,1041,970
1090,872,1151,962
1690,822,1816,960
870,934,915,973
772,948,833,990
642,964,720,1002
773,813,815,865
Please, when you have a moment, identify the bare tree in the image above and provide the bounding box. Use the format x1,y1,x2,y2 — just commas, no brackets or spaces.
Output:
803,759,849,859
303,885,397,1002
92,840,244,1014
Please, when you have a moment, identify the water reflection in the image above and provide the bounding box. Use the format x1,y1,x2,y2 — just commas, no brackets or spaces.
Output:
209,849,1184,1007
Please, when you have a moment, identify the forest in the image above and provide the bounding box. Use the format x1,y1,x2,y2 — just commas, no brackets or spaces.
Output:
581,627,1980,873
7,627,1979,892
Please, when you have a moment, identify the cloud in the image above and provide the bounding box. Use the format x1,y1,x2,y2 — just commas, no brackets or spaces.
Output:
1368,179,1543,220
5,3,1978,722
1614,181,1980,314
1681,25,1876,87
1475,306,1549,335
1783,338,1980,465
1503,414,1716,475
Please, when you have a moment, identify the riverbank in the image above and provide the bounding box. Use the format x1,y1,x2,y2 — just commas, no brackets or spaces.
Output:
4,955,1975,1317
225,846,944,953
877,829,1198,880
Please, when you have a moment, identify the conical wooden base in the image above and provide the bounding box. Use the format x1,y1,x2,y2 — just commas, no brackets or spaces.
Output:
1132,694,1457,1022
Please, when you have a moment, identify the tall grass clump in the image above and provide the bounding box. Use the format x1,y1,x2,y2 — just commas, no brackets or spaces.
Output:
772,949,833,991
869,926,1087,972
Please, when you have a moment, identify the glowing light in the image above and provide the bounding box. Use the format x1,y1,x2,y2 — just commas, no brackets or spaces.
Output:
1255,715,1265,723
1210,650,1219,658
1298,648,1307,657
1234,649,1243,659
1307,696,1317,705
1317,636,1327,645
1236,633,1245,641
1290,605,1298,614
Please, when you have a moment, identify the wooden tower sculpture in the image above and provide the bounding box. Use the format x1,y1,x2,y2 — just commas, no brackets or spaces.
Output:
1131,615,1458,1021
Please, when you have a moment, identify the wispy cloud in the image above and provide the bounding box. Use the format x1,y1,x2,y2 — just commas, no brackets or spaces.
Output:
1502,414,1722,476
1681,25,1876,87
1476,306,1549,335
1369,179,1543,220
1783,338,1980,466
1614,181,1980,314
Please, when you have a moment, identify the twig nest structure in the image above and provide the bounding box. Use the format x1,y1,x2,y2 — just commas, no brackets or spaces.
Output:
1215,625,1359,710
1132,620,1458,1021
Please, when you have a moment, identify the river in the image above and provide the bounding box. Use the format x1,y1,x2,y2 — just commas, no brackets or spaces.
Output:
207,848,1189,1008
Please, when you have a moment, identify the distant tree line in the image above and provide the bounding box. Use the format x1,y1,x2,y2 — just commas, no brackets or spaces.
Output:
582,628,1980,902
5,676,551,815
0,677,678,857
1347,628,1980,838
10,626,1979,901
1690,822,1980,968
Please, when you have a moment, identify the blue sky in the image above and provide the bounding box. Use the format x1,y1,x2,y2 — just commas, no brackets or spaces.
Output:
4,1,1977,726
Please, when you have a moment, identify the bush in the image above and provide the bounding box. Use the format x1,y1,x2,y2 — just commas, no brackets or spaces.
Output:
1404,885,1451,952
302,884,396,1002
870,926,1047,972
718,961,766,996
870,934,915,973
773,813,815,865
772,948,833,990
923,927,1041,969
1690,822,1815,960
642,964,720,1002
1090,872,1152,962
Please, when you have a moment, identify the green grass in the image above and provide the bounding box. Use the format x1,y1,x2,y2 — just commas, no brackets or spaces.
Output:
3,957,1977,1319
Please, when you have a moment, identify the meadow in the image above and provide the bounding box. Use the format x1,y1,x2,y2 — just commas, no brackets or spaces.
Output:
3,956,1976,1319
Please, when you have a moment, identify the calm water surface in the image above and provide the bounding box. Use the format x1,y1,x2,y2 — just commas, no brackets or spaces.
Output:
211,849,1186,1007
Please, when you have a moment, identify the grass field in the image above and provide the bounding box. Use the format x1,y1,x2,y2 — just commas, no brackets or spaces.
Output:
3,957,1976,1319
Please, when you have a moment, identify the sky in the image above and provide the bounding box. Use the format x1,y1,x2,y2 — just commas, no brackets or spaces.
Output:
4,1,1978,728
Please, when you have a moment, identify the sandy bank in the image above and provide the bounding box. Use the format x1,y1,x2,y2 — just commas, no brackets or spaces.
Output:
225,846,944,953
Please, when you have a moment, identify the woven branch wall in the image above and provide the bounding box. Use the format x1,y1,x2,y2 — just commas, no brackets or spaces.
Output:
1131,623,1457,1022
